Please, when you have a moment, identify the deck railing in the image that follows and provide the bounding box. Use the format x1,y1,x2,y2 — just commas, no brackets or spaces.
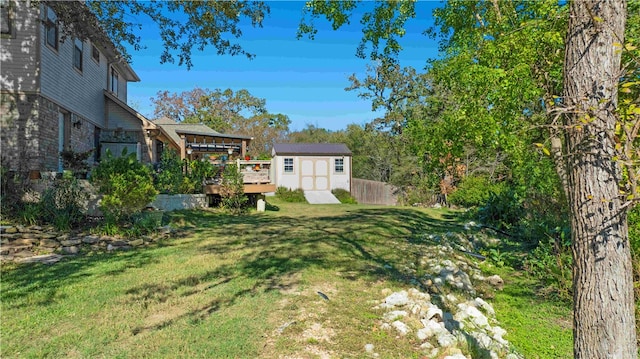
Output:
203,159,273,185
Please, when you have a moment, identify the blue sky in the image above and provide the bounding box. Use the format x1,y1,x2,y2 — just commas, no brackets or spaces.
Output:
126,1,442,132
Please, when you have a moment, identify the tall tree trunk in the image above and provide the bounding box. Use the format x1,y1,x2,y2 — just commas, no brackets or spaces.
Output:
563,1,637,358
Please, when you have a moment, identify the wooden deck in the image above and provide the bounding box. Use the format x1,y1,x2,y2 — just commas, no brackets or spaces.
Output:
204,183,276,195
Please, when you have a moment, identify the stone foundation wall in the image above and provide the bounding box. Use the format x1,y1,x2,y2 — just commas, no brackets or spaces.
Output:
150,194,207,211
0,224,173,264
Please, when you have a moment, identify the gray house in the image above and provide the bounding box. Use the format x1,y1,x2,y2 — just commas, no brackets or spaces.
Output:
0,1,157,173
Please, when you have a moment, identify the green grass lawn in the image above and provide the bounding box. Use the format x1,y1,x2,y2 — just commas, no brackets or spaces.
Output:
1,198,572,358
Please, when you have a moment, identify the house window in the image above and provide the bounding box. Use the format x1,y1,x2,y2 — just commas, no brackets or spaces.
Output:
284,158,294,173
1,0,12,36
73,38,83,71
110,68,119,95
44,5,58,50
91,44,100,63
93,126,102,162
335,158,344,173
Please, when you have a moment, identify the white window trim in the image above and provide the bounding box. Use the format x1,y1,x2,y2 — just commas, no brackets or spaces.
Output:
283,157,294,174
334,158,344,174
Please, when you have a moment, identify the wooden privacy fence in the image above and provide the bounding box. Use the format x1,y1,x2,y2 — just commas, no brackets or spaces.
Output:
351,178,398,205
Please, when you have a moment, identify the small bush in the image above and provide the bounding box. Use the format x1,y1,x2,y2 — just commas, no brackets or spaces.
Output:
448,176,506,208
91,149,157,224
275,186,306,203
332,188,357,204
18,202,40,226
155,148,185,194
477,189,524,231
220,164,248,215
523,227,573,301
39,176,88,230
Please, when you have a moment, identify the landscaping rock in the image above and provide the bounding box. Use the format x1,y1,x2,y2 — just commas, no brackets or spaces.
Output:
486,275,504,290
13,238,39,246
13,250,36,258
383,310,408,322
61,246,79,254
60,239,82,246
364,344,375,353
16,254,64,264
128,239,144,247
384,290,409,307
1,221,176,264
82,235,100,244
391,320,410,336
0,225,14,234
40,239,60,248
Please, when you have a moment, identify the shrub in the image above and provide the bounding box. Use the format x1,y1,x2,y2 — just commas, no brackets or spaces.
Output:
18,202,40,226
275,186,306,203
155,148,184,194
332,188,357,204
448,176,506,208
219,164,247,215
188,159,217,188
523,227,573,301
477,189,524,232
39,176,88,230
60,148,94,174
91,149,157,223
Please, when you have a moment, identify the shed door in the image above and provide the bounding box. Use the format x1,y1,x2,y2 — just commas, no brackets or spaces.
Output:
300,158,329,191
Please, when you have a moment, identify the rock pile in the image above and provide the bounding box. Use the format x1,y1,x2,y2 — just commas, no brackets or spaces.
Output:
365,224,522,359
0,225,173,264
369,287,520,359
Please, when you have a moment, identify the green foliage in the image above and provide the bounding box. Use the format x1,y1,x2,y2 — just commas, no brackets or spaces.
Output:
219,164,248,215
523,228,573,301
299,0,416,60
187,159,217,193
18,203,40,226
39,177,88,231
275,187,307,203
477,190,524,232
152,87,290,158
46,1,269,69
60,148,94,173
448,176,506,208
155,148,184,194
331,188,357,204
155,148,218,194
91,149,157,223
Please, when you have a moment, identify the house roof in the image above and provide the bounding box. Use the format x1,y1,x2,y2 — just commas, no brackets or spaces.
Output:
104,90,152,125
153,117,252,148
272,143,352,156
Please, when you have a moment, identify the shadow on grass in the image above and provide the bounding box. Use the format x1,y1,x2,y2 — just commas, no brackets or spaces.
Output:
1,249,160,310
2,205,466,336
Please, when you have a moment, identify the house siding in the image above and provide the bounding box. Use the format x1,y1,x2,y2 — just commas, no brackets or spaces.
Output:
0,1,39,93
39,10,107,127
1,1,147,172
106,101,143,130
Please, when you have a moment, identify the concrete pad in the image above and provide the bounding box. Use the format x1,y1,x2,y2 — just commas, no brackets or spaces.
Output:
304,191,341,204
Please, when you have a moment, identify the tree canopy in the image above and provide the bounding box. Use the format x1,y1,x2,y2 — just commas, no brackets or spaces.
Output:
43,0,269,69
151,87,289,158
